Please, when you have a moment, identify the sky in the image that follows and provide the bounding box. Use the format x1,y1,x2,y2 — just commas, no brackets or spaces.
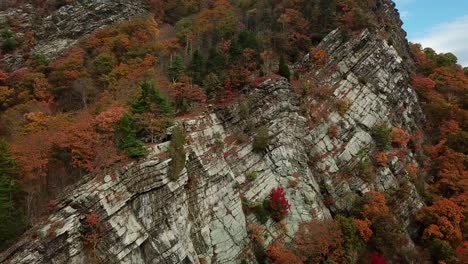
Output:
394,0,468,66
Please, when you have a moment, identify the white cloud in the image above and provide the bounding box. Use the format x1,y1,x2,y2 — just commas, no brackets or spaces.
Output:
413,16,468,66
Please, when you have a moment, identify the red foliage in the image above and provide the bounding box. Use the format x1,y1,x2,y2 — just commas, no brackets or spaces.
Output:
327,125,338,138
456,241,468,263
250,76,270,88
369,251,387,264
269,186,291,221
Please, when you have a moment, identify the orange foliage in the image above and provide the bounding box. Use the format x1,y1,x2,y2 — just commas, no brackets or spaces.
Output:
354,218,373,242
391,127,410,148
247,224,265,245
310,47,328,69
266,243,303,264
362,192,390,221
439,120,461,138
417,199,464,245
294,219,344,263
374,152,388,167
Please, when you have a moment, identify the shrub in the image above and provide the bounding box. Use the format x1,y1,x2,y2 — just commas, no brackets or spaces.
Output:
269,186,291,221
253,126,270,153
278,55,291,81
167,126,186,180
374,152,388,167
294,219,344,263
356,158,374,183
336,216,366,262
1,30,16,52
253,200,271,224
371,123,392,151
253,242,268,264
92,52,117,76
337,99,351,115
115,113,148,158
246,171,257,181
427,239,457,263
369,252,388,264
391,127,410,148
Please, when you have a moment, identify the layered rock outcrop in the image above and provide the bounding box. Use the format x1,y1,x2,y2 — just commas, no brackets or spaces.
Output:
1,26,425,263
0,0,149,70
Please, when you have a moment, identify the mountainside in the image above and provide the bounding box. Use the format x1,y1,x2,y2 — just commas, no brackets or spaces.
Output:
2,28,424,263
0,1,466,263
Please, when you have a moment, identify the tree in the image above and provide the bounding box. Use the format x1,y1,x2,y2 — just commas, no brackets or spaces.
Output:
115,114,148,158
278,55,291,81
266,242,303,264
167,126,186,180
203,73,222,98
269,186,291,221
1,30,16,52
294,219,345,263
188,50,205,85
168,56,184,82
0,140,26,250
417,199,464,245
253,126,270,153
391,127,410,148
131,82,174,117
336,216,366,263
371,123,391,151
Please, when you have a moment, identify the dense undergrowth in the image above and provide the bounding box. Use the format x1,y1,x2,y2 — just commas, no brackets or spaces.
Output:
0,0,466,263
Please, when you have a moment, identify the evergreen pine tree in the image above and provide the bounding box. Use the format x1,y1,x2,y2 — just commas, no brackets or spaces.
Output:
0,140,26,250
168,56,184,82
167,126,186,180
115,114,148,158
238,30,258,50
188,50,205,85
203,73,222,98
206,48,226,76
131,82,174,117
278,55,291,81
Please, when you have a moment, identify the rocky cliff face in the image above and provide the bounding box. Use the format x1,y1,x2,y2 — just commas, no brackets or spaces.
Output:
1,25,426,263
0,0,150,71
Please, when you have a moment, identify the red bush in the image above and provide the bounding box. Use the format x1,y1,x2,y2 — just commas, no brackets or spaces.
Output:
269,186,291,221
369,251,387,264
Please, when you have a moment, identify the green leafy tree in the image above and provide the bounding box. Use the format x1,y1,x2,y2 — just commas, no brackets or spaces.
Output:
92,52,117,76
168,126,186,180
0,140,26,250
115,114,148,158
278,55,291,81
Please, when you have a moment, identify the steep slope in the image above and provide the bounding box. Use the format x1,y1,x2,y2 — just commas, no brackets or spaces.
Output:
1,27,425,263
0,0,150,71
